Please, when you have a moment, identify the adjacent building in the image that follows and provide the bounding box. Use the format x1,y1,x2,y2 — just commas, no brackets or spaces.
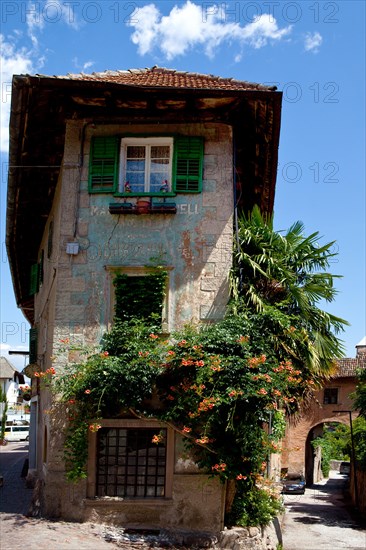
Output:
0,356,25,412
281,337,366,484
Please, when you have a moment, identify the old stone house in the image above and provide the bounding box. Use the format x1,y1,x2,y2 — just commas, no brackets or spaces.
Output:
281,337,366,485
6,67,282,532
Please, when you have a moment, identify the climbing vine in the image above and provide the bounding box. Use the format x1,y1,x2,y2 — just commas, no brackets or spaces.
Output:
114,267,167,323
49,309,320,525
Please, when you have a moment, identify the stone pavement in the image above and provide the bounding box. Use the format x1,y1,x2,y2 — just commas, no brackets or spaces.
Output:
0,446,207,549
0,445,117,550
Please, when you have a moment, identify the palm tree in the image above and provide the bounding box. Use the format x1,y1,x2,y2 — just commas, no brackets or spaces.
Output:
232,206,348,376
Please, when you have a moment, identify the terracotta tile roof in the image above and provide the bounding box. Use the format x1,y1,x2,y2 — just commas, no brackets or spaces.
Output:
333,357,366,378
47,67,276,92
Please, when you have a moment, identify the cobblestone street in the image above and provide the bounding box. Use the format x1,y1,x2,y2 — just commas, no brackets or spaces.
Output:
0,442,208,549
0,442,117,549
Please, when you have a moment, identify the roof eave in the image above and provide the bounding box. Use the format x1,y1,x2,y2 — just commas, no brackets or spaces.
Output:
6,74,282,321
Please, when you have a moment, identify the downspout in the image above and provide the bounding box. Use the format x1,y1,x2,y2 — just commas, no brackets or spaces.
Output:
232,131,243,296
72,121,95,239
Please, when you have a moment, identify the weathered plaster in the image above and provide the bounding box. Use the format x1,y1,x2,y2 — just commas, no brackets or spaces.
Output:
31,118,234,531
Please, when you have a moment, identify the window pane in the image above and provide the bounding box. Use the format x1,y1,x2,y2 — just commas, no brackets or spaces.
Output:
151,146,170,159
324,388,338,404
125,146,146,192
125,173,145,192
122,141,172,193
116,486,125,497
150,160,169,173
150,172,170,192
126,159,146,172
127,146,145,159
150,146,170,192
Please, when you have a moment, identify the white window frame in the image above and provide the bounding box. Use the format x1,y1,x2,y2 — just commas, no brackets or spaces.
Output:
119,137,173,193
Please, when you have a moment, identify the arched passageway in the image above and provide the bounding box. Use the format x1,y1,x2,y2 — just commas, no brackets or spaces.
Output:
304,421,349,486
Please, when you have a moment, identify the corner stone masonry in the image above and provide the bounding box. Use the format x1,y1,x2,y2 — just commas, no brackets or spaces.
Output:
101,521,283,549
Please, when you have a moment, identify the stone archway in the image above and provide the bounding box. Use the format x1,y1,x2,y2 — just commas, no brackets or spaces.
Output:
305,423,325,485
305,420,351,485
282,413,351,484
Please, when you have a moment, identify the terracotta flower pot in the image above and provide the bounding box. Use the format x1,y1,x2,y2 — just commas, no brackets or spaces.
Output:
136,199,151,214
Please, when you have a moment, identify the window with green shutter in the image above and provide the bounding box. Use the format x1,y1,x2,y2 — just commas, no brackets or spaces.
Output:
39,250,44,287
88,135,204,196
29,263,40,296
89,136,119,193
173,137,204,193
29,328,38,364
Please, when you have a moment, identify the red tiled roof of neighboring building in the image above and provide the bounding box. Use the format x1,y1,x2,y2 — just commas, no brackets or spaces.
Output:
333,357,366,378
49,67,276,92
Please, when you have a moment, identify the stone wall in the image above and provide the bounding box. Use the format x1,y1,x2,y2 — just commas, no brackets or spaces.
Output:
349,468,366,518
216,520,283,550
31,119,234,531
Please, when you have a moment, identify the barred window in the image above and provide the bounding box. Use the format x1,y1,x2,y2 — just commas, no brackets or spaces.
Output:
96,427,167,498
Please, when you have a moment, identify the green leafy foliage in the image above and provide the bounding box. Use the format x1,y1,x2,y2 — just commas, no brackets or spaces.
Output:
323,423,350,460
51,313,317,522
0,388,8,441
353,368,366,419
114,268,166,323
312,419,366,474
227,486,284,527
232,206,348,377
312,435,333,477
311,423,351,476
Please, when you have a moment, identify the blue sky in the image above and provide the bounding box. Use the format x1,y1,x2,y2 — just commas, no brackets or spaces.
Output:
0,0,365,370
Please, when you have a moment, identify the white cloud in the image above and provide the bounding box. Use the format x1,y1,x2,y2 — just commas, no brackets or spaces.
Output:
128,1,292,60
240,14,292,49
0,1,72,153
0,343,11,353
26,1,45,47
0,35,35,153
82,61,94,71
304,31,323,53
73,57,95,72
26,0,80,45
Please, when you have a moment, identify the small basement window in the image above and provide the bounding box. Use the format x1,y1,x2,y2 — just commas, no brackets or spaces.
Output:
87,420,174,500
96,427,167,498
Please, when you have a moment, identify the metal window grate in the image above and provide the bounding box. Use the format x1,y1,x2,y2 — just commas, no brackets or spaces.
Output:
96,428,167,498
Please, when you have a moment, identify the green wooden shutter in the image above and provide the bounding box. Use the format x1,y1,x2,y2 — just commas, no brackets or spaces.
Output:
39,250,44,286
47,221,53,259
29,328,38,364
29,263,40,296
88,136,119,192
173,137,204,193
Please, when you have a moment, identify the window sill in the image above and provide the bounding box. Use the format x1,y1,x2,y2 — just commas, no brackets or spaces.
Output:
109,202,177,215
84,497,173,506
115,192,177,198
